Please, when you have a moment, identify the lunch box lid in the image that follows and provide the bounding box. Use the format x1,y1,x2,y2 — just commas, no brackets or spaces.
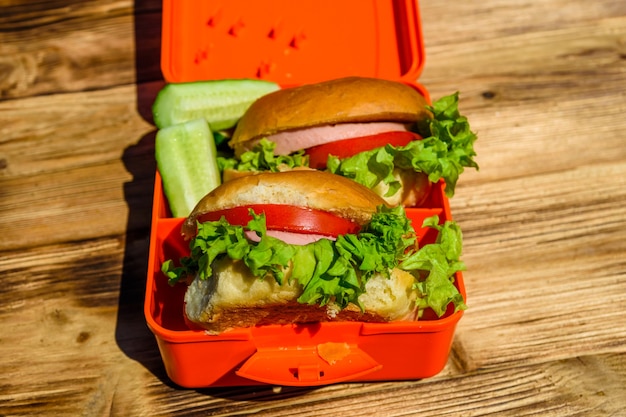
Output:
160,0,425,85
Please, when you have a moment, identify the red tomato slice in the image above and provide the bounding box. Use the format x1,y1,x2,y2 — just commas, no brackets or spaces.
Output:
197,204,360,237
305,131,422,169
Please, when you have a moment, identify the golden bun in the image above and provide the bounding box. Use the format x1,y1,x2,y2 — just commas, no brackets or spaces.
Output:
182,170,388,239
184,257,419,333
230,76,431,156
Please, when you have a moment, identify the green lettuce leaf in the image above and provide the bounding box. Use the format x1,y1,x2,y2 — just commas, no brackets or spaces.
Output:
400,216,467,316
215,93,477,199
327,92,478,197
217,138,309,173
162,208,466,316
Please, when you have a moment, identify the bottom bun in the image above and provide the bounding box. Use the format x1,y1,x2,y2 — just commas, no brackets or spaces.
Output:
184,256,419,333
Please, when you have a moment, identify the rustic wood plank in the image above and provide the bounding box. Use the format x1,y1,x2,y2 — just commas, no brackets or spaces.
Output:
0,83,161,251
414,8,626,376
1,0,626,415
0,0,162,99
164,354,625,417
0,235,159,415
451,162,626,371
420,15,626,183
419,0,626,47
2,163,625,415
1,232,624,416
0,80,162,178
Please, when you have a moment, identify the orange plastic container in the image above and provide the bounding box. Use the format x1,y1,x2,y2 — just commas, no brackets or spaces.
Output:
145,0,466,388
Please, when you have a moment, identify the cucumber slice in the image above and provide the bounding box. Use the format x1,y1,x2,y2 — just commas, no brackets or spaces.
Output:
155,118,221,218
152,79,280,130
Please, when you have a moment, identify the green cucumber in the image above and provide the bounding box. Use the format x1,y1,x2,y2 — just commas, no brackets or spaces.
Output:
152,79,280,130
155,118,221,218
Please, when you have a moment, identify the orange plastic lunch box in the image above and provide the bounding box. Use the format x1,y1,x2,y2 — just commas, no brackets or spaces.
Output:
145,0,466,388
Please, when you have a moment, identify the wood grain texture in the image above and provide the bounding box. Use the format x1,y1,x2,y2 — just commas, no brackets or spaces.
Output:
1,0,626,416
0,0,162,99
0,83,159,250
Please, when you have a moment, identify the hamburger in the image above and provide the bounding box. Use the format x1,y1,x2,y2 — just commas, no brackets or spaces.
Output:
218,76,478,207
162,170,466,334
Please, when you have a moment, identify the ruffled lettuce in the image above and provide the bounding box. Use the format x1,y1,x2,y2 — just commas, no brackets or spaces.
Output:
217,93,477,198
400,216,467,316
162,207,466,317
217,138,309,173
327,92,478,198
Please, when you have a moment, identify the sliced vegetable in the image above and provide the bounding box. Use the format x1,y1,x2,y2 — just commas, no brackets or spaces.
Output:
328,92,478,197
162,207,467,317
215,93,477,198
218,138,309,173
152,79,280,130
305,131,420,169
197,204,361,237
401,216,467,316
155,118,221,218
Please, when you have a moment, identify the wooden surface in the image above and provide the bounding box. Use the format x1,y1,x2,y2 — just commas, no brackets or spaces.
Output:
1,0,626,415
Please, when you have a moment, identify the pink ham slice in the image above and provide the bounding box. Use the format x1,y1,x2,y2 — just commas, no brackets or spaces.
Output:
261,122,409,155
245,229,336,245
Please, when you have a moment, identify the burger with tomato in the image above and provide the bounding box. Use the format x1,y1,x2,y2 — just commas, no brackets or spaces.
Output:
218,76,478,207
162,170,466,333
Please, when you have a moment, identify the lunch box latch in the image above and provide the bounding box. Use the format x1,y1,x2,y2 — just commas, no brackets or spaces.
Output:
235,344,383,386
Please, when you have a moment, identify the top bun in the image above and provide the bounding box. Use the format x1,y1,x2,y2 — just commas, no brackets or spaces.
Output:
230,76,431,155
182,170,388,239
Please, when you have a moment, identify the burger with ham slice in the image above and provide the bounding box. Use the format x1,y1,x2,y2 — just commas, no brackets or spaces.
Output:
218,76,478,207
162,170,466,334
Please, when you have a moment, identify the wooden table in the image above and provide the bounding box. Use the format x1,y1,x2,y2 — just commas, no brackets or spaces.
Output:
2,0,625,415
